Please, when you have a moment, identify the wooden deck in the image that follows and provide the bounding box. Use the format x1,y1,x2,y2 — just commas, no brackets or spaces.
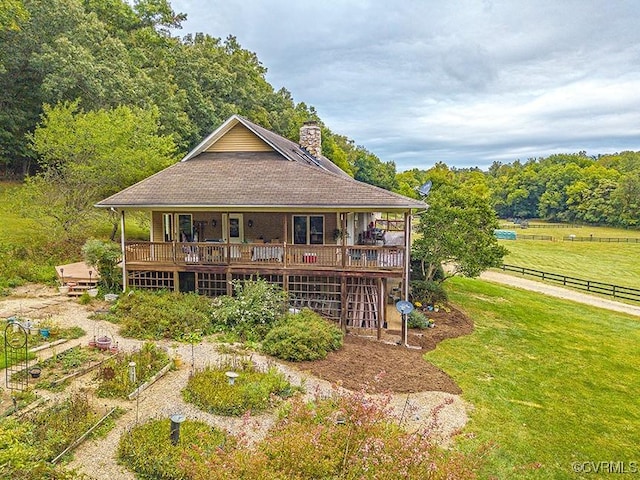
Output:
55,262,100,296
123,242,405,274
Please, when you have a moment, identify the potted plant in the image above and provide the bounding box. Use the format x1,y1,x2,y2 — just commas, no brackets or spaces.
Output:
333,228,350,242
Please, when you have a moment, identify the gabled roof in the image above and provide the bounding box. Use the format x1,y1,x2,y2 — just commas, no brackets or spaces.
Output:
96,116,427,212
184,115,348,177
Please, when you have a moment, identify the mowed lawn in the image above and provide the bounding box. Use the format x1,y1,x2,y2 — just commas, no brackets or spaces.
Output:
428,277,640,479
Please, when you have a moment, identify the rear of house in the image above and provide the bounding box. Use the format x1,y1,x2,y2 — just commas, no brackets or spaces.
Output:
97,116,426,333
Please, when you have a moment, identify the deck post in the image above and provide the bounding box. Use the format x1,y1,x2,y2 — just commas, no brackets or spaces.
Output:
120,210,127,292
377,277,384,340
340,276,347,332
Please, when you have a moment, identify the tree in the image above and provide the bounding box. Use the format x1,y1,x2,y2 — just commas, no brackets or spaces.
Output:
411,182,508,284
0,0,27,33
82,238,122,291
19,101,178,240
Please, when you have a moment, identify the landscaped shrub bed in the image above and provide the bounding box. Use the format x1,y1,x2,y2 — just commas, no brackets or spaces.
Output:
105,290,214,340
118,418,232,480
1,393,117,479
96,342,171,398
128,391,483,480
182,360,298,416
262,308,343,361
210,279,288,341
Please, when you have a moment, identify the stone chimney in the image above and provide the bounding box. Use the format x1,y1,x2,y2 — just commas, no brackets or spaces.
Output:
299,121,322,158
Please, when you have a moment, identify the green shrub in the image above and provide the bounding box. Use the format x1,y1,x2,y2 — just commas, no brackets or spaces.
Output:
410,279,448,305
109,290,214,340
118,418,231,480
0,393,107,479
183,361,298,416
211,278,288,341
407,309,430,329
262,309,343,361
81,238,122,292
180,391,484,480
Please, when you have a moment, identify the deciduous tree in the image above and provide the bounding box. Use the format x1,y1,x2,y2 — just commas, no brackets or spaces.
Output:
412,177,507,283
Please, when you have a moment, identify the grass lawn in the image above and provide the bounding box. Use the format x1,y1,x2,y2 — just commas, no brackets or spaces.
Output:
0,182,46,246
427,277,640,479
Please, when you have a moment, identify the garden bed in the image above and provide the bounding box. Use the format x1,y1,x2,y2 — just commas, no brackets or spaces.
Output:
13,345,117,391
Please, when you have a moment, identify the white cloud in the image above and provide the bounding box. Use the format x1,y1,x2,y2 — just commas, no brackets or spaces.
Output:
170,0,640,170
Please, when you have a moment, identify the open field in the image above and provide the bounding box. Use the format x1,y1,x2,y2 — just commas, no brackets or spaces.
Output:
496,222,640,288
499,221,640,240
428,276,640,479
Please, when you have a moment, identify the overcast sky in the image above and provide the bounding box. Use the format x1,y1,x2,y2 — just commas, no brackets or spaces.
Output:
169,0,640,171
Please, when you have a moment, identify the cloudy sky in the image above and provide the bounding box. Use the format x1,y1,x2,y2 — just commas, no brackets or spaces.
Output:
169,0,640,171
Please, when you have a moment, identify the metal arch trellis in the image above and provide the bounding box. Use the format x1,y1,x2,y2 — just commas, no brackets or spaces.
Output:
4,321,29,392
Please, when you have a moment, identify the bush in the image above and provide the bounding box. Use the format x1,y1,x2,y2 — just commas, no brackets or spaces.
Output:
0,393,108,479
262,309,343,361
109,290,214,340
182,360,298,416
410,279,448,305
118,418,231,480
210,278,288,341
407,309,431,329
180,391,485,480
82,238,122,292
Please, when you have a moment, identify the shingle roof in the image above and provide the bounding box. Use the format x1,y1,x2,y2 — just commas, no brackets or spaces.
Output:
96,152,426,211
183,115,348,177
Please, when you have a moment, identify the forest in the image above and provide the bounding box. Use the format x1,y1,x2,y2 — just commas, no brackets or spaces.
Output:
1,0,638,230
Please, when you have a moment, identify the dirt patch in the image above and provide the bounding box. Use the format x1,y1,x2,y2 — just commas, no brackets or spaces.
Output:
289,305,473,394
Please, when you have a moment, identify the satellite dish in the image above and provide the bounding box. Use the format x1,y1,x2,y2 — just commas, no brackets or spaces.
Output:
417,180,432,197
395,300,414,315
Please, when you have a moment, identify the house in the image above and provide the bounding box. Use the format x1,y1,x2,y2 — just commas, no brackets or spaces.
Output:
96,115,426,335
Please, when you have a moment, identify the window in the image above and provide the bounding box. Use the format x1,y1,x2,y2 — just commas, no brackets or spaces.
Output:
293,215,324,244
162,214,174,242
178,214,193,242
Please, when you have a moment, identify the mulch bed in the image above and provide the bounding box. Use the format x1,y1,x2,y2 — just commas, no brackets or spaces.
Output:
290,305,474,394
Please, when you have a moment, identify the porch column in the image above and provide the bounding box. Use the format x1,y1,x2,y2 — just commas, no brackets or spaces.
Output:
402,211,411,344
341,213,347,268
120,210,127,292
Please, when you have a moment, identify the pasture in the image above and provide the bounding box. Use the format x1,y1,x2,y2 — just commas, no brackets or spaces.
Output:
498,222,640,288
429,276,640,479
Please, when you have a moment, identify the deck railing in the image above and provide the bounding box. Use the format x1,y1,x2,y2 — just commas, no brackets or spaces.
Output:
124,242,405,272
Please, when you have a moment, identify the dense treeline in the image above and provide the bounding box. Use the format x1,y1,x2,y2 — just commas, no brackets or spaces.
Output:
397,153,640,228
0,0,396,186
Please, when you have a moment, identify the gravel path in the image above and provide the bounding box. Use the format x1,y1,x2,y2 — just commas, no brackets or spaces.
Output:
480,270,640,317
1,286,468,479
5,276,637,478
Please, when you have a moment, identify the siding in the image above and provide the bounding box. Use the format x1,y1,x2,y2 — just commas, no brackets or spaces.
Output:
151,212,163,242
206,124,273,152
